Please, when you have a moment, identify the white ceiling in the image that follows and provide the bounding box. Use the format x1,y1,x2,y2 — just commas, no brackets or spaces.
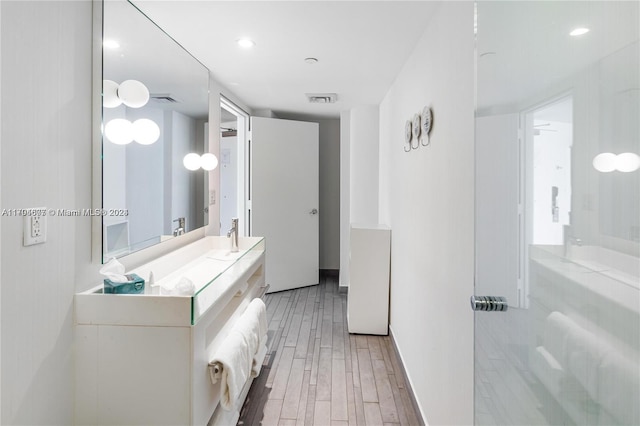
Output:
130,1,438,118
477,1,639,111
116,1,638,119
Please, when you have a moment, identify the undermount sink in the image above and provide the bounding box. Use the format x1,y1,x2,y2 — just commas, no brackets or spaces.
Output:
206,249,247,262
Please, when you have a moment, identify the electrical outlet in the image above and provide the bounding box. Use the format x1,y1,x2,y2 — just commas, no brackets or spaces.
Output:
209,190,216,205
32,215,42,237
23,208,47,246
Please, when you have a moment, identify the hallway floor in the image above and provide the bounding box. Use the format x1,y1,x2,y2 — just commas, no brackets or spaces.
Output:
238,276,421,426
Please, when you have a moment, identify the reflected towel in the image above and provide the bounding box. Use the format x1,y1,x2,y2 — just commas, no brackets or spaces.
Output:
597,350,640,425
544,312,575,362
564,321,612,401
210,330,252,410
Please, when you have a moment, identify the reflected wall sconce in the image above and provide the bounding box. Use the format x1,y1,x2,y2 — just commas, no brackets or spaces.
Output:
103,79,159,145
183,153,219,171
104,118,160,145
593,152,640,173
103,79,150,108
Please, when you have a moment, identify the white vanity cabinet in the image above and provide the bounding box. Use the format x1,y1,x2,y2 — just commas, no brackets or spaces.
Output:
75,236,266,426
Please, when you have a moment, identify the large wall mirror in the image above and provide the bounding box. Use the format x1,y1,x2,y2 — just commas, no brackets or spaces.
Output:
101,0,210,260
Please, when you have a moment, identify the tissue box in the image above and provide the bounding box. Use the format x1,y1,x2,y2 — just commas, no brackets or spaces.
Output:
103,273,145,294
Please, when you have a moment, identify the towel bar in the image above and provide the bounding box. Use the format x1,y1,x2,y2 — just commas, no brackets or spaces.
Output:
209,361,223,384
258,284,270,298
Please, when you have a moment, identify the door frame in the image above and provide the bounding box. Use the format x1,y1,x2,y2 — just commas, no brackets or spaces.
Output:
220,96,250,237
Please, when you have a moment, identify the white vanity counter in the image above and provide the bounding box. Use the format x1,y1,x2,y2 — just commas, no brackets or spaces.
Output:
75,236,266,426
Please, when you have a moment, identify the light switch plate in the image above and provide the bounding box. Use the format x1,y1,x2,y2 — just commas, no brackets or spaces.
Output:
23,208,47,246
209,190,216,205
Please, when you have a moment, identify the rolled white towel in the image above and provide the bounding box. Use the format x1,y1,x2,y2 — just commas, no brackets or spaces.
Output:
210,330,252,410
564,323,612,401
544,312,575,363
244,298,268,348
252,341,268,378
597,350,640,425
234,298,268,376
232,308,261,365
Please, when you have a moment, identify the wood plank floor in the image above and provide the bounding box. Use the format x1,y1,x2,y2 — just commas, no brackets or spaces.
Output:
238,276,421,426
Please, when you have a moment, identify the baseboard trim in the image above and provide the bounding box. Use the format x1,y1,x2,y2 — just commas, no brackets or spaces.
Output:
389,326,427,426
320,269,339,278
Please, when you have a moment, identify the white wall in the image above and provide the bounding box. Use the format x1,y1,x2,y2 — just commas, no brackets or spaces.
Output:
126,107,165,246
350,105,380,225
1,1,95,424
170,110,198,232
378,2,475,424
339,111,351,287
102,105,127,219
0,2,3,420
339,106,380,287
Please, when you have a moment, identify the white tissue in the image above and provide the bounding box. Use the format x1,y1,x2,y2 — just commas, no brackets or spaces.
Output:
176,277,196,295
152,276,196,296
99,258,129,283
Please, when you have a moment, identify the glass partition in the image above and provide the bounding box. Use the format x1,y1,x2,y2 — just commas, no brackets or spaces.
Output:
474,2,639,424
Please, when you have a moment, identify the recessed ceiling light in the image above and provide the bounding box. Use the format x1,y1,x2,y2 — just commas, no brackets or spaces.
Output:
304,57,318,64
103,39,120,49
237,38,255,49
570,27,590,36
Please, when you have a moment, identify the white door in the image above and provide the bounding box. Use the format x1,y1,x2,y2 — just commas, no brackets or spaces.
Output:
250,117,319,292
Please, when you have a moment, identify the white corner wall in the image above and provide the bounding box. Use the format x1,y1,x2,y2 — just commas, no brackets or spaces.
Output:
350,105,380,225
378,2,475,424
0,2,3,420
340,105,380,288
339,111,351,287
1,1,94,424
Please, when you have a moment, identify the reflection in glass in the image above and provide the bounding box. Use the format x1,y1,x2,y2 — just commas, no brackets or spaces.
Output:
102,0,210,260
475,2,639,425
220,101,248,237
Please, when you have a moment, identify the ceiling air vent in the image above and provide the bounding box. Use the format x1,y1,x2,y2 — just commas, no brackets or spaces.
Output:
306,93,338,104
150,94,179,104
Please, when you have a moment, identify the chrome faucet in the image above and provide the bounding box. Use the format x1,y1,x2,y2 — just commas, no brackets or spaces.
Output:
173,217,185,237
563,225,582,258
227,217,239,252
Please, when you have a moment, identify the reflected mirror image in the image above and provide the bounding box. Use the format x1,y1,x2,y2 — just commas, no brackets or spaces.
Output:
101,0,210,259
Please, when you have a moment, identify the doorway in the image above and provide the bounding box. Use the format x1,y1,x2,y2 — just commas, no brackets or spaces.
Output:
526,96,573,247
219,97,248,237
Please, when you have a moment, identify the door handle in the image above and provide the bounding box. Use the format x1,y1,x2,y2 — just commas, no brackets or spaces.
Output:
310,208,318,215
470,295,508,312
